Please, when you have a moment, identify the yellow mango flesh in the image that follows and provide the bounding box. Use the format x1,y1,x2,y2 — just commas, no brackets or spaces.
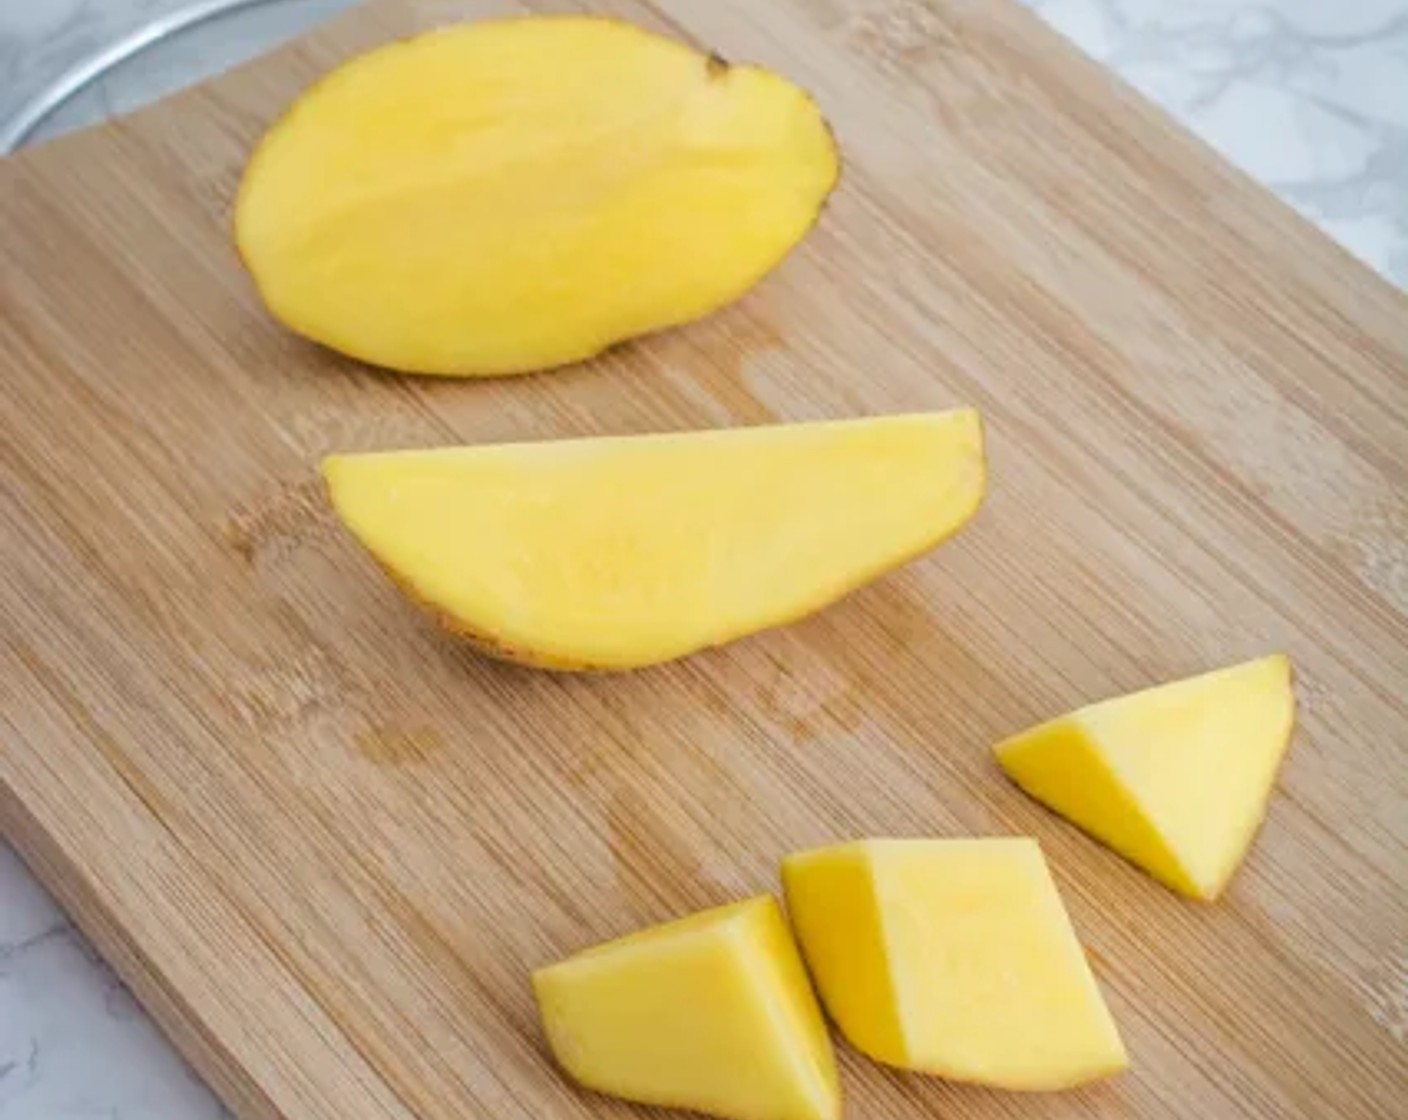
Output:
533,897,840,1120
235,17,838,376
994,655,1295,899
783,838,1126,1090
322,411,984,670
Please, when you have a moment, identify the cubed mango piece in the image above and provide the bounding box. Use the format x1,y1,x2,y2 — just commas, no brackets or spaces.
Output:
783,838,1126,1090
533,896,840,1120
995,655,1296,899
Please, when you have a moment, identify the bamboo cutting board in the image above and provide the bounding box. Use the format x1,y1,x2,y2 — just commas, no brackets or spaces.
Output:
2,0,1406,1117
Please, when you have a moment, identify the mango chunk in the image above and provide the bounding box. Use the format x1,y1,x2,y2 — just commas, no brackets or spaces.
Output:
235,17,838,376
533,897,840,1120
994,655,1296,899
783,838,1126,1090
323,411,985,670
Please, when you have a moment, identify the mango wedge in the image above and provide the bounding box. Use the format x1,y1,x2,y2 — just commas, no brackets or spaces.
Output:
533,897,841,1120
783,838,1126,1090
235,17,838,375
994,655,1296,899
323,411,985,669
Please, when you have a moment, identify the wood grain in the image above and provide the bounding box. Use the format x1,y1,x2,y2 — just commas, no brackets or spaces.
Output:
2,1,1405,1117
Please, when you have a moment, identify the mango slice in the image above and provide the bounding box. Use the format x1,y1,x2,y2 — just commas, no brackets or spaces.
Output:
782,838,1127,1090
994,655,1296,899
533,897,840,1120
235,17,839,376
322,411,985,670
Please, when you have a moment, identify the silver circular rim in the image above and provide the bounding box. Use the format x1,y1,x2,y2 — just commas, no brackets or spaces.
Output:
0,0,285,154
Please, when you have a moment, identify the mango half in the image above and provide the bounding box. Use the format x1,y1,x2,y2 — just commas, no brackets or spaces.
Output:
235,17,839,375
533,897,840,1120
995,655,1296,899
783,838,1126,1090
323,411,985,670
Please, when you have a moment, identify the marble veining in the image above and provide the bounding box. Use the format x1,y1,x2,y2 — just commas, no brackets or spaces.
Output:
1,1,1405,1118
1029,0,1408,283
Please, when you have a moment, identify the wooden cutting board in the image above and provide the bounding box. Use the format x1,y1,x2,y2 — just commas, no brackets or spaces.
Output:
2,0,1405,1117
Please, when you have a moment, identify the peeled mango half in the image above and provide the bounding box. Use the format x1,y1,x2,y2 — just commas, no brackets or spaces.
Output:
235,17,839,375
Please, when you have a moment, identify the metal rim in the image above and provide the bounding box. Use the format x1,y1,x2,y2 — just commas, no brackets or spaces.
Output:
0,0,286,154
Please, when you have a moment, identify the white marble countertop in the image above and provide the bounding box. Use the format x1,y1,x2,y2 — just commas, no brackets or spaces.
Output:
0,1,1405,1117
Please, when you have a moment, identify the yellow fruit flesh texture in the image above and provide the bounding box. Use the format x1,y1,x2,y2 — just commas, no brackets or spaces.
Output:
533,897,840,1120
236,17,839,375
783,838,1127,1090
995,655,1295,899
323,411,985,670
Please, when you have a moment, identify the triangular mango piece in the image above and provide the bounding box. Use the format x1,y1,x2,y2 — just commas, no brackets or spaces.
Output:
533,897,840,1120
994,655,1296,899
783,838,1126,1089
324,411,984,669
